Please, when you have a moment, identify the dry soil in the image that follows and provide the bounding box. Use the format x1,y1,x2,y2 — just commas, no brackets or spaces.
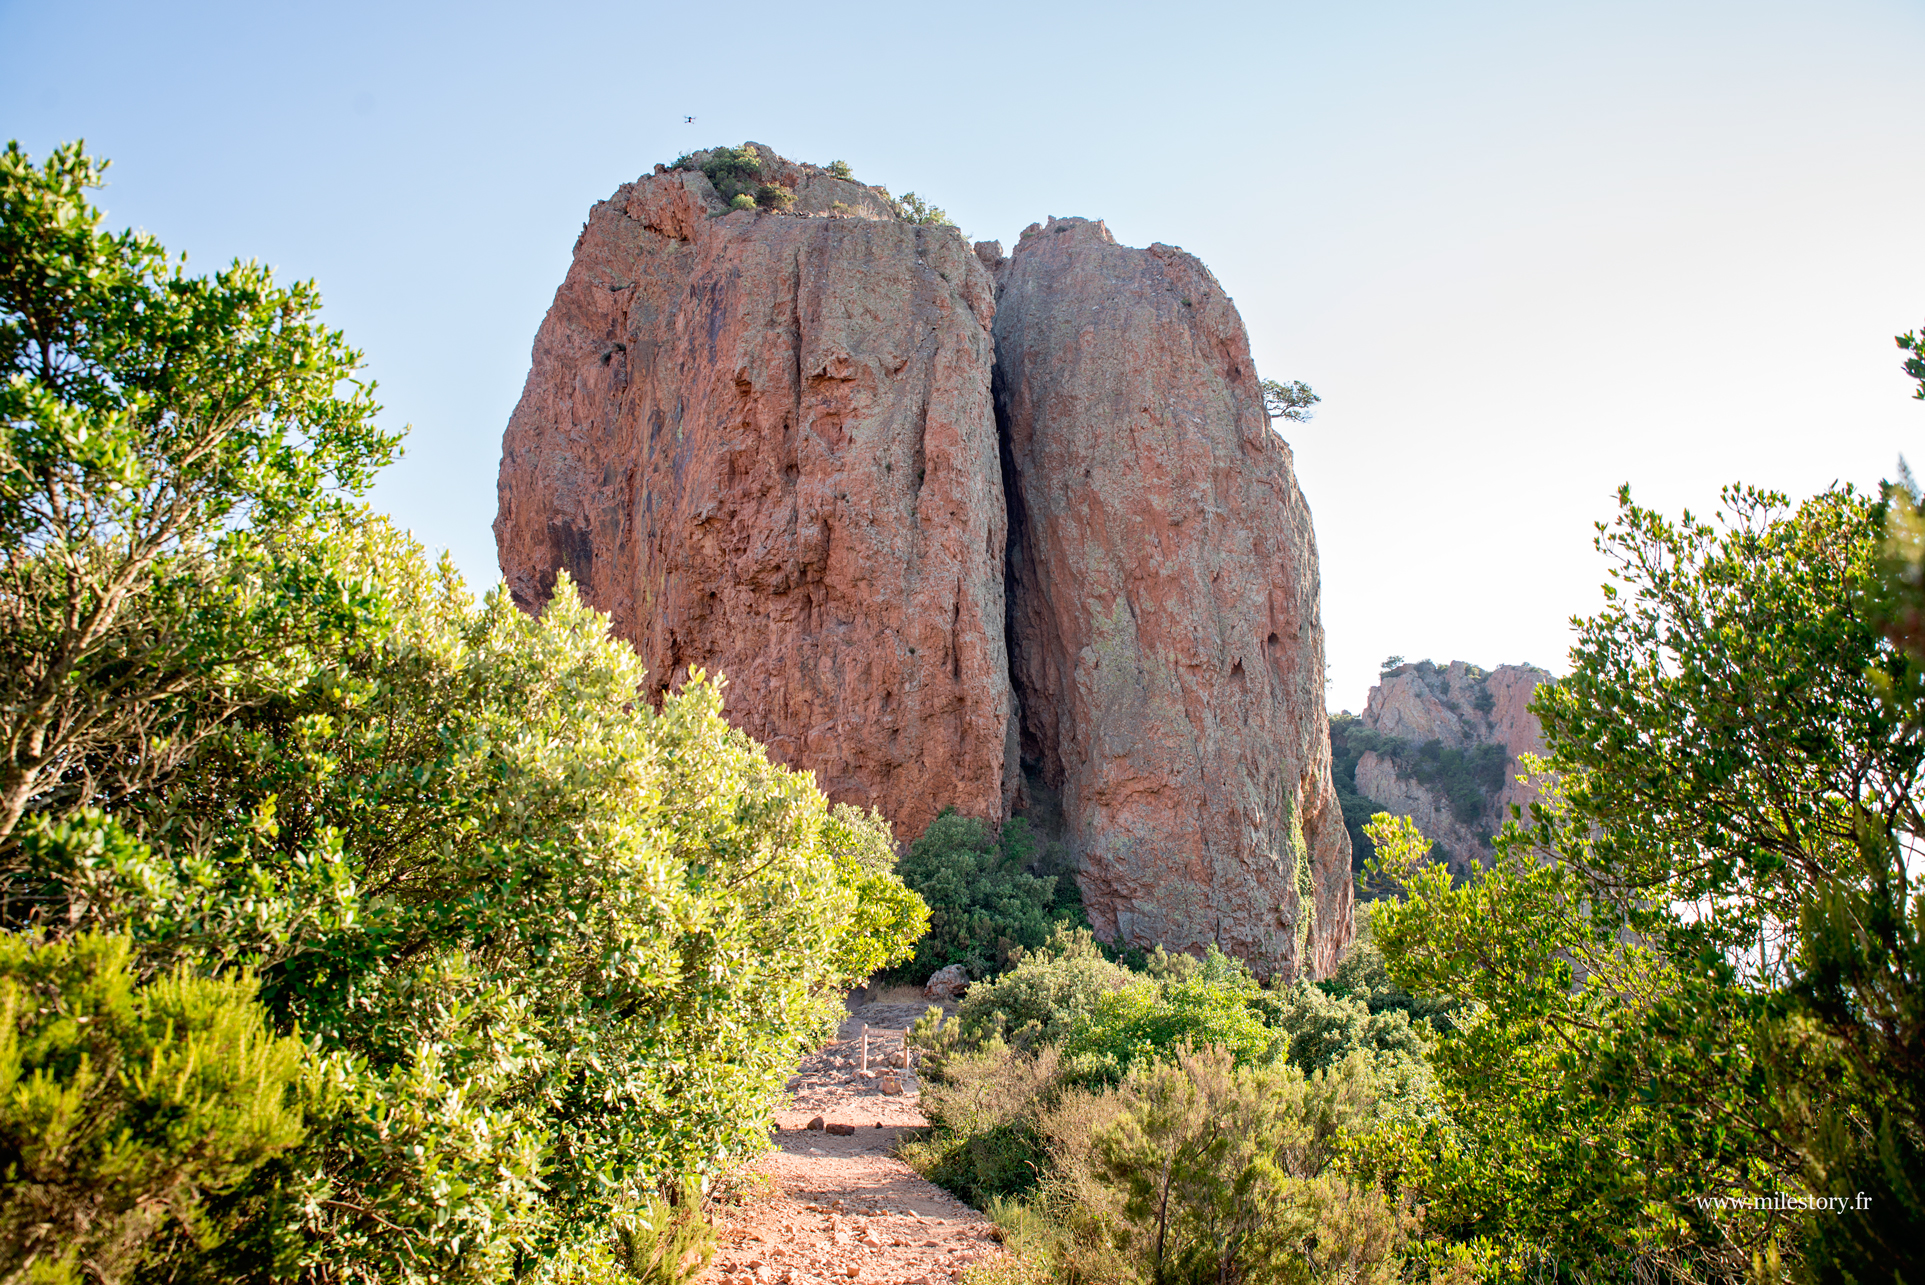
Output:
703,998,1007,1285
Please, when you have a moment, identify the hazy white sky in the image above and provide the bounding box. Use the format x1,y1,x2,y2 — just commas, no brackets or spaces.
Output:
5,0,1923,710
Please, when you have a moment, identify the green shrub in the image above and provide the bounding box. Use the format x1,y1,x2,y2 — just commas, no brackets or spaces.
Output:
905,1041,1063,1206
694,144,766,203
944,926,1133,1056
890,190,954,227
5,137,932,1284
890,811,1086,983
99,532,924,1278
1081,1047,1412,1285
1062,969,1283,1086
729,193,756,211
754,183,795,211
1317,902,1458,1031
826,160,854,180
0,932,305,1284
532,1181,715,1285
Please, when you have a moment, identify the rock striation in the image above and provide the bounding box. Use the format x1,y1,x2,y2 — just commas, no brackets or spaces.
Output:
995,218,1350,977
1346,660,1552,874
495,152,1014,840
497,149,1351,977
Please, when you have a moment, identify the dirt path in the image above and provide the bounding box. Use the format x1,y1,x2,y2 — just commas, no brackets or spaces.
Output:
705,999,1006,1285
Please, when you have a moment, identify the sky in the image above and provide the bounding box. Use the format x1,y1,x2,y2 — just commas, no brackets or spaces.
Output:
5,0,1923,712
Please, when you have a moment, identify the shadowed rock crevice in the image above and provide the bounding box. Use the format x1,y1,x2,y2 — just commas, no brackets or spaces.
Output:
989,217,1351,979
496,152,1351,978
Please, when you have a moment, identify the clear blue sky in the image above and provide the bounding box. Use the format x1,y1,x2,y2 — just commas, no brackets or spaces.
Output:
6,0,1923,711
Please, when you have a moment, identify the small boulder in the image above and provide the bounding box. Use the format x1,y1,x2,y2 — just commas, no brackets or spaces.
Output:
923,964,970,1002
806,1116,825,1131
826,1122,857,1136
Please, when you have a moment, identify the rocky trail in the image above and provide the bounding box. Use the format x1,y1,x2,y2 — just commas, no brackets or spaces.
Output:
704,997,1008,1285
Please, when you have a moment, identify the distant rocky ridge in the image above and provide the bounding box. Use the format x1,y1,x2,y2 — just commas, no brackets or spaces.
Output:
495,144,1351,978
1331,660,1553,878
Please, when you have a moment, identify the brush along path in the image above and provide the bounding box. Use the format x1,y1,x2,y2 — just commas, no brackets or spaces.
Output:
706,1001,1006,1285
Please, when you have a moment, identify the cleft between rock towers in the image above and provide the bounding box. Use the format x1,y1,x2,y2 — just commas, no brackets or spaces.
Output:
494,144,1353,979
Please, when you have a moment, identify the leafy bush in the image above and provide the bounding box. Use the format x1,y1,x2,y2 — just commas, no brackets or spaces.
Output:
754,183,795,211
826,160,854,180
0,933,306,1284
1062,970,1283,1086
935,927,1134,1058
890,190,953,226
1358,482,1925,1275
729,193,756,211
1082,1047,1411,1285
689,144,767,204
890,811,1086,983
912,1045,1416,1285
1316,901,1457,1033
2,141,928,1282
905,1041,1064,1205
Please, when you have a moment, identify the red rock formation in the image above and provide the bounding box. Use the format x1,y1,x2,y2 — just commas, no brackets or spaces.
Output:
494,156,1014,839
994,217,1352,979
1352,660,1552,873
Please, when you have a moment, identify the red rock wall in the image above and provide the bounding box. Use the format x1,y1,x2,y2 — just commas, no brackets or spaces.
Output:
497,164,1354,977
993,218,1352,979
494,167,1015,839
1354,660,1552,874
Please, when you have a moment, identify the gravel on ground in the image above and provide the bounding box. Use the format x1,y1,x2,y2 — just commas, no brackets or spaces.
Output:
703,998,1004,1285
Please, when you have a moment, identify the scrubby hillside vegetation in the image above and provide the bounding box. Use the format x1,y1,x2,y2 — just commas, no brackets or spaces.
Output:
6,135,1922,1285
0,142,927,1284
897,449,1925,1273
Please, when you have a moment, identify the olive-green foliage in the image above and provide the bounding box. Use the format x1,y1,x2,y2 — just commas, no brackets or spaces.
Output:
0,932,305,1284
934,927,1133,1059
826,160,854,181
1259,378,1319,423
91,528,921,1281
729,193,756,211
1315,902,1456,1032
530,1181,715,1285
915,1045,1413,1285
1086,1047,1409,1285
890,812,1086,983
907,1042,1066,1206
0,141,398,853
906,929,1441,1243
1061,964,1283,1087
2,141,928,1283
755,183,795,212
685,144,768,205
1365,482,1925,1277
890,191,953,226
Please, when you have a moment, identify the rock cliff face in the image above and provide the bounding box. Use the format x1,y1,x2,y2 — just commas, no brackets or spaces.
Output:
494,155,1014,840
995,218,1350,977
1345,660,1551,874
497,150,1351,977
